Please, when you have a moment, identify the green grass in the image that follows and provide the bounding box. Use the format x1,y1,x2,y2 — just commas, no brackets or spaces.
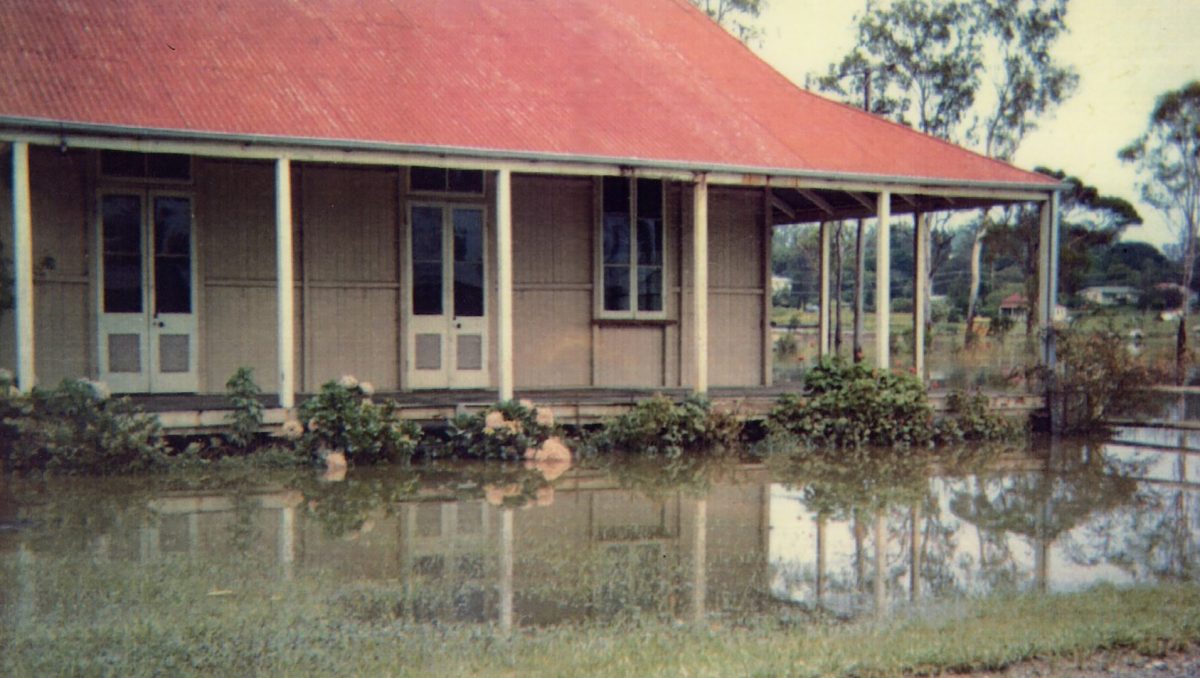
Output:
4,555,1199,677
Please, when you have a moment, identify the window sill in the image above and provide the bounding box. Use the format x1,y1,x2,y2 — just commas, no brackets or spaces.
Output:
592,318,677,327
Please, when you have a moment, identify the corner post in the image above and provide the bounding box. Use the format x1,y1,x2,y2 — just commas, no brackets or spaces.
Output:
496,168,514,401
1037,191,1060,368
11,142,34,392
693,176,709,395
913,212,928,380
818,222,831,357
875,192,891,370
275,158,295,409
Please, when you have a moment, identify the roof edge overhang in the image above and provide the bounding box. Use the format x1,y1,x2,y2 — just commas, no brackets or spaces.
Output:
0,116,1065,198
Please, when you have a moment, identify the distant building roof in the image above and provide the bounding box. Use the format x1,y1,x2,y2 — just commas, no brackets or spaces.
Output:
0,0,1058,188
999,293,1029,309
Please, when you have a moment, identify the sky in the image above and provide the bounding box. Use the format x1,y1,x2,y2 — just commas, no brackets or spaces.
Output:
751,0,1200,250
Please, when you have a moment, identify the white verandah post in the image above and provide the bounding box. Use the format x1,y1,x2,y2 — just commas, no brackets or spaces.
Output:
275,158,295,409
12,142,34,392
1037,191,1060,368
913,212,928,380
693,176,709,395
875,192,891,370
496,168,514,401
818,221,831,358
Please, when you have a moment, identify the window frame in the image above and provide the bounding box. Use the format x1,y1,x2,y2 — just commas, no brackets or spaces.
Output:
593,176,668,321
98,150,193,185
406,165,486,197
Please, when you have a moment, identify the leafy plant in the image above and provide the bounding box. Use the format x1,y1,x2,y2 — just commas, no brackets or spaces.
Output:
224,367,264,449
1050,324,1163,432
0,377,167,474
585,395,743,457
296,377,420,465
936,390,1021,443
439,400,554,461
767,357,933,449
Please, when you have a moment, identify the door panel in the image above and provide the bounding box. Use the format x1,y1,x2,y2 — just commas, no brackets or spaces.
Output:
407,204,488,389
98,192,198,393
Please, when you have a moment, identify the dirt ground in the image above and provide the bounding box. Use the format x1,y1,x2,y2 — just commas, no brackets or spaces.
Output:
960,645,1200,677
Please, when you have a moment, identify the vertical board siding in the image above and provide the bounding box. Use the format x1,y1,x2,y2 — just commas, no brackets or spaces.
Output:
596,326,664,387
511,174,593,387
708,188,764,387
197,159,279,391
306,288,398,389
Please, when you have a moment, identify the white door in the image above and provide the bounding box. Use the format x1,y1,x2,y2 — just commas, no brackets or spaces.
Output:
98,192,199,393
407,204,488,389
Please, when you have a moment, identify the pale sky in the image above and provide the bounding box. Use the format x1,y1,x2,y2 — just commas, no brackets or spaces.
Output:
752,0,1200,250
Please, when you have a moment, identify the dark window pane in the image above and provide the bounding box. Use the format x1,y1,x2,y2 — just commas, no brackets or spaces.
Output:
637,217,663,267
155,258,191,314
104,254,143,313
453,209,483,264
454,262,484,317
410,166,446,192
413,262,443,315
411,207,443,261
603,176,630,212
101,150,144,177
154,197,191,257
147,153,191,181
637,267,662,312
102,194,143,313
604,265,630,311
603,213,631,265
637,178,662,219
447,169,484,193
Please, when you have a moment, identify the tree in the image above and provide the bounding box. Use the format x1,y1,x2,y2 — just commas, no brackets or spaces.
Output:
1120,82,1200,384
815,0,1077,341
689,0,764,44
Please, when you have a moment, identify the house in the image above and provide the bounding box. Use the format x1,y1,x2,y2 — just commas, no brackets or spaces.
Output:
998,293,1029,319
0,0,1062,412
1080,285,1138,306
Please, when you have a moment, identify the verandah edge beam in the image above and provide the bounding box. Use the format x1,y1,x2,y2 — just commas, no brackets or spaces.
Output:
693,177,709,395
11,142,34,391
875,192,891,370
276,158,295,409
497,168,514,401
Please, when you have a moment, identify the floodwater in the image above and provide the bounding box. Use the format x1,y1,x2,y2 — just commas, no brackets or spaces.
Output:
0,430,1196,637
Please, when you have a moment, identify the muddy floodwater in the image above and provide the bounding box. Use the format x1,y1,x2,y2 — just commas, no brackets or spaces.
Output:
1,427,1196,641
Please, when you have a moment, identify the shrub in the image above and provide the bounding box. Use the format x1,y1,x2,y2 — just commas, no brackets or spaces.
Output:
935,390,1021,443
0,377,167,474
296,377,421,465
224,367,263,449
1051,324,1163,432
586,395,742,457
440,400,555,460
775,332,799,359
767,357,933,449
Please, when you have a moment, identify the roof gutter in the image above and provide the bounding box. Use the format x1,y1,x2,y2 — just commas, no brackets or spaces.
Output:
0,116,1066,194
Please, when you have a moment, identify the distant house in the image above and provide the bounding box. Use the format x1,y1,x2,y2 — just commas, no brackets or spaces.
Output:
998,293,1029,319
1080,285,1138,306
0,0,1064,409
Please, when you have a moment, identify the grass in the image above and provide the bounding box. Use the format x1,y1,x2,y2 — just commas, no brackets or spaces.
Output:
4,553,1199,677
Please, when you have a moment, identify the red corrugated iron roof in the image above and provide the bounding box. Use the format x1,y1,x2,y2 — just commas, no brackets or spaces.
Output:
0,0,1056,187
1000,293,1029,308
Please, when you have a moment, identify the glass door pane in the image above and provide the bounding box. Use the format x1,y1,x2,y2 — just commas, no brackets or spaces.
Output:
153,197,192,314
453,208,484,317
412,206,444,316
102,194,143,313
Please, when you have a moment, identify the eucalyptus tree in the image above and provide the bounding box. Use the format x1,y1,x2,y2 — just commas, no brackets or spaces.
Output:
815,0,1077,341
690,0,765,44
1120,82,1200,383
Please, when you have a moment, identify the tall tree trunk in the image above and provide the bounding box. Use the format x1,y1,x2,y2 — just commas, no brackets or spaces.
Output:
1177,224,1196,385
853,219,865,362
964,225,986,345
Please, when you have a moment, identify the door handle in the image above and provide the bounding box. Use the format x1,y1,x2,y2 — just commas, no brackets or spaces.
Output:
153,319,165,328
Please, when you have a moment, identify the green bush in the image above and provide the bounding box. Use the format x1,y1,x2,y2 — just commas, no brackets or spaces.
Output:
1051,324,1163,432
586,395,743,457
0,376,167,474
224,367,264,449
440,400,555,460
296,377,421,465
767,357,933,449
936,390,1021,443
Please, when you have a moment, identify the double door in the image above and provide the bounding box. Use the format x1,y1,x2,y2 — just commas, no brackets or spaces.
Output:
407,204,489,389
98,192,198,393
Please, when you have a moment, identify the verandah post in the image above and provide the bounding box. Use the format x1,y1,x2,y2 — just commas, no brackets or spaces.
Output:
818,221,831,358
496,168,514,401
12,141,34,392
913,211,928,380
275,158,295,409
693,176,709,395
875,191,891,370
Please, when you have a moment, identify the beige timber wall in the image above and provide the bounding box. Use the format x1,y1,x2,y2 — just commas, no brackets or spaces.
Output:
706,187,767,387
0,146,92,387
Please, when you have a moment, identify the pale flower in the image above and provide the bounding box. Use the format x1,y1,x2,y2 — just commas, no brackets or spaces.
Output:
483,410,505,432
359,381,375,396
519,398,535,410
280,419,304,440
307,417,320,433
0,368,12,383
337,374,359,389
535,406,555,427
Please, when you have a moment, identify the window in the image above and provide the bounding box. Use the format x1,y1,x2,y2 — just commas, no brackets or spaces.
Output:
599,177,664,317
100,150,191,182
409,166,484,194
